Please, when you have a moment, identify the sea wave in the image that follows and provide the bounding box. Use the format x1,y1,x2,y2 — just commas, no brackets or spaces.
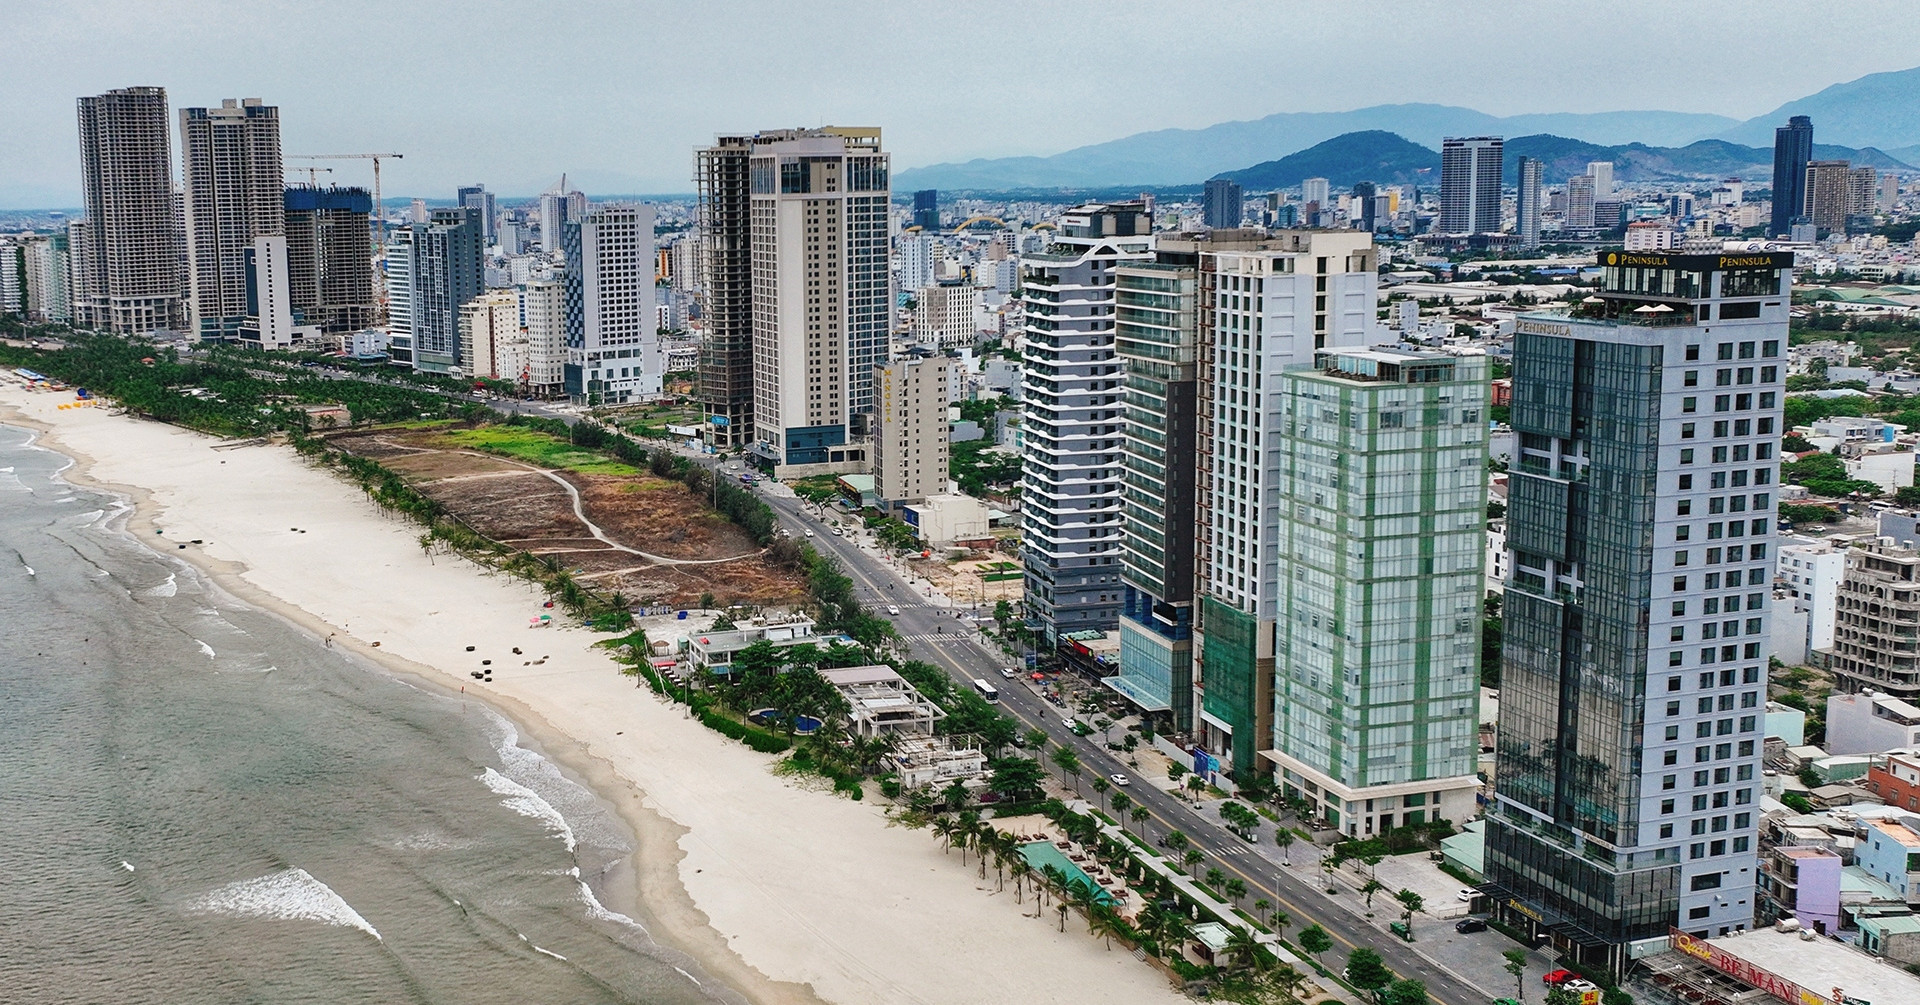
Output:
479,767,577,852
184,868,381,940
144,574,177,597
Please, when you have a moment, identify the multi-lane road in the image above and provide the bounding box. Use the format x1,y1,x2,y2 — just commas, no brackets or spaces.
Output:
757,489,1493,1005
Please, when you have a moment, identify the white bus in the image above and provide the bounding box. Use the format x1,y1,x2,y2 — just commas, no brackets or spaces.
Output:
971,678,1000,703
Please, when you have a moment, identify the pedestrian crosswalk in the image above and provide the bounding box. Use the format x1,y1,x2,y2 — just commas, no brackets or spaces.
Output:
900,632,976,643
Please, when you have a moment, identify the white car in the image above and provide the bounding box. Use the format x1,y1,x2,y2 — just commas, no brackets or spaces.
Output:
998,667,1018,679
886,604,901,616
803,529,815,538
1457,888,1478,902
1108,773,1130,787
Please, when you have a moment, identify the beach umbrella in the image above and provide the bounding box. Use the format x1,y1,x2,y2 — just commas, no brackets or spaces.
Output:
1632,304,1662,313
1581,296,1604,303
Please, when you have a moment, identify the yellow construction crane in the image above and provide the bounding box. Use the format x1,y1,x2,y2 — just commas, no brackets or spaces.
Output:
289,153,404,238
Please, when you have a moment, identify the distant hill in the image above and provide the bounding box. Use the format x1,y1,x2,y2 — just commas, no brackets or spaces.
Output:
1214,131,1438,189
1500,135,1912,186
894,103,1738,191
895,65,1920,194
1720,66,1920,150
1205,132,1913,195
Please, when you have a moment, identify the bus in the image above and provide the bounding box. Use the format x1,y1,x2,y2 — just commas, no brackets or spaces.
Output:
971,678,1000,703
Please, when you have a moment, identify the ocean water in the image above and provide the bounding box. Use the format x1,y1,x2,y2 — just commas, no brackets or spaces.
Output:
0,423,741,1004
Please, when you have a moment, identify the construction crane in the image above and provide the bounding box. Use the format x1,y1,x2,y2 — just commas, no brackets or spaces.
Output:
290,153,404,239
291,165,333,185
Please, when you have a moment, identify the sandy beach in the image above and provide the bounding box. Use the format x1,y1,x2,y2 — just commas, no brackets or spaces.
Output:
0,385,1185,1005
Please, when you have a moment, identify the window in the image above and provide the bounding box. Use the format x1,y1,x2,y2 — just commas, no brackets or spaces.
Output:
1686,344,1701,361
1717,344,1735,361
1681,448,1695,464
1685,371,1700,387
1682,423,1696,439
1684,397,1698,413
1691,873,1723,891
1679,476,1693,491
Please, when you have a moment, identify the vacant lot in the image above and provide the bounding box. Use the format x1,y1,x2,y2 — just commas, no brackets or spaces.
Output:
329,425,806,607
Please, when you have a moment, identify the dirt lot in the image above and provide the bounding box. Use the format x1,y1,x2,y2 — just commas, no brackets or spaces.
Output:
329,427,806,608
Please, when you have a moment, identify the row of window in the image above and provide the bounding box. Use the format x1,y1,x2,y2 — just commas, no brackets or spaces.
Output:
1682,340,1779,362
1673,540,1769,566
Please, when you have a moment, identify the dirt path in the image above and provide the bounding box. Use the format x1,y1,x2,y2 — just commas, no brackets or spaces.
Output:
451,450,762,567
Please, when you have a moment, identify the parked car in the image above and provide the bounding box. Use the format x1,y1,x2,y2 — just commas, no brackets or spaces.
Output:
1457,887,1479,902
1454,918,1487,934
1542,969,1576,986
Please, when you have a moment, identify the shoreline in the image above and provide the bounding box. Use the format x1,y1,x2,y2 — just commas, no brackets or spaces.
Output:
0,399,815,1005
0,385,1187,1005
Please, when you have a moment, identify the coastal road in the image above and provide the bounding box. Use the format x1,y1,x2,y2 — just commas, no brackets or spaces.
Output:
759,493,1493,1005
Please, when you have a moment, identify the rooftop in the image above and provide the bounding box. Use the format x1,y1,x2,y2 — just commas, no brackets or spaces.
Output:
1704,928,1920,1005
1869,820,1920,848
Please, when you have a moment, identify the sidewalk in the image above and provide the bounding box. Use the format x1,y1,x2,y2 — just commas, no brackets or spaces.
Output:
1185,798,1563,998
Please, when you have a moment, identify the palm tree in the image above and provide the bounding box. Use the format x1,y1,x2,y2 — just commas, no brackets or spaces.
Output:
932,816,957,855
1183,848,1205,876
955,810,981,866
1223,877,1247,905
1270,909,1291,943
1222,927,1267,974
1091,776,1111,809
1009,857,1033,904
1110,792,1133,827
1132,805,1150,834
1088,905,1127,950
1205,867,1227,890
1273,827,1296,866
1253,898,1272,926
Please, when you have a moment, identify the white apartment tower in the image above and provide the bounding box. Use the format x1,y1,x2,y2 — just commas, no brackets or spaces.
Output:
1020,203,1156,642
872,356,951,507
518,279,566,396
564,204,661,405
463,289,527,383
74,86,185,334
180,98,284,341
746,127,892,476
1191,230,1376,773
912,280,982,349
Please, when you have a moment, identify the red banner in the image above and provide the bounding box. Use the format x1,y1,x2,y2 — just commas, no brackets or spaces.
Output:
1668,929,1836,1005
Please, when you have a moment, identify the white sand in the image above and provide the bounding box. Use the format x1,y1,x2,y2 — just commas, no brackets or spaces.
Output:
1,387,1184,1005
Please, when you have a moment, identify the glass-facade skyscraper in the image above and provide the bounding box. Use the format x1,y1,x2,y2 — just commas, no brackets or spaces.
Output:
1771,116,1814,238
1486,250,1794,973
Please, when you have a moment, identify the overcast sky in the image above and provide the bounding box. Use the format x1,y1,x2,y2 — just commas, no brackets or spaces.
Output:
5,0,1918,207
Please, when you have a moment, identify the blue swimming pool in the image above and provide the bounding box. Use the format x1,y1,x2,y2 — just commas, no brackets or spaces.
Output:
1019,841,1117,906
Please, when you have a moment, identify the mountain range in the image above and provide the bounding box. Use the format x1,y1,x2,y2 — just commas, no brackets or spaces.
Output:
895,65,1920,192
1213,132,1912,192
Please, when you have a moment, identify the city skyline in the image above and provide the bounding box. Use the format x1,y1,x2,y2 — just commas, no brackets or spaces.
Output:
6,0,1920,208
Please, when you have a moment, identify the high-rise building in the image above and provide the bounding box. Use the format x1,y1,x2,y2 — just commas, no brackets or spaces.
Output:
1301,178,1331,209
74,86,185,334
1191,230,1377,776
911,279,981,349
283,186,375,335
696,136,756,449
1486,250,1792,972
1203,179,1244,230
179,98,283,340
1771,115,1814,238
1804,160,1854,235
1351,182,1377,232
237,234,311,351
898,231,937,295
743,127,891,475
410,206,485,373
1587,161,1615,200
383,227,416,366
539,177,584,253
872,356,950,508
1829,541,1920,701
1,242,26,316
1440,136,1503,235
1516,156,1545,249
1021,203,1155,642
1567,175,1597,229
912,189,939,231
519,279,567,396
1848,166,1880,231
1880,173,1901,214
462,289,524,382
1266,348,1488,836
457,184,497,246
562,203,661,405
1109,240,1206,730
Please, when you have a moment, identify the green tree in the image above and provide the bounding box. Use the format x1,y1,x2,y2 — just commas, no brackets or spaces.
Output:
1544,987,1581,1005
1379,978,1430,1005
1131,805,1150,832
1049,745,1082,792
1394,888,1425,935
988,757,1046,803
1273,826,1296,865
1345,946,1393,999
1503,948,1530,1003
1296,924,1333,967
1091,775,1111,809
1359,877,1385,908
1183,848,1205,875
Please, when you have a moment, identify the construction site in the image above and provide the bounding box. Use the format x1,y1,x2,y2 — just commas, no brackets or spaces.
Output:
329,425,808,609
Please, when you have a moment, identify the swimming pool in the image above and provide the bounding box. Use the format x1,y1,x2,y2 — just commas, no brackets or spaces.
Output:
1019,841,1118,906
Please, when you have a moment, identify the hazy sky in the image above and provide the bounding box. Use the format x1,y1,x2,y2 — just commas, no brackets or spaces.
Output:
6,0,1918,207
